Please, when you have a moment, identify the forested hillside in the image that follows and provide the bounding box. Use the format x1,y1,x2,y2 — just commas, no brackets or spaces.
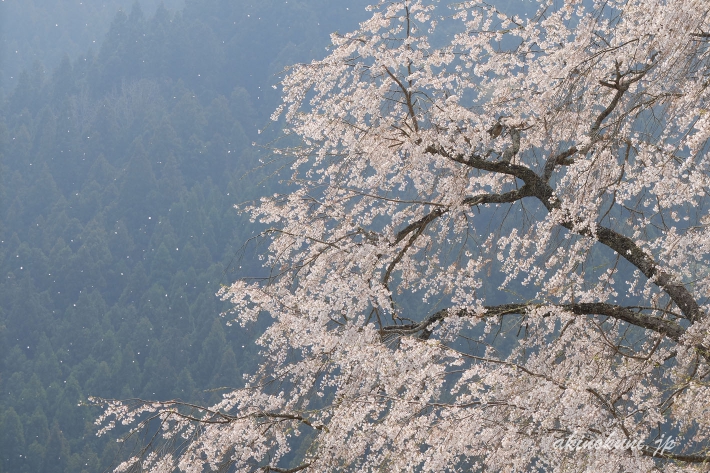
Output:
0,2,368,471
0,0,186,97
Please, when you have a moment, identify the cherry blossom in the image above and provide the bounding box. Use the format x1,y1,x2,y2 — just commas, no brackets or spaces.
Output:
95,1,710,471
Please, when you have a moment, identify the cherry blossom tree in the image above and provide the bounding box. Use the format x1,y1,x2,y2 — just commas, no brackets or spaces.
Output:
95,0,710,471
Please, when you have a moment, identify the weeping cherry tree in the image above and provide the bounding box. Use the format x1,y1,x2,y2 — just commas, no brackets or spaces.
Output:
96,0,710,471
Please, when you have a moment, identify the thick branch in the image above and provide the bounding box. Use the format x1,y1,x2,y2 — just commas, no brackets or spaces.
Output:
425,144,542,185
592,227,702,321
420,144,702,321
641,450,710,464
394,207,446,245
264,463,311,473
380,303,686,341
394,187,534,244
543,146,578,180
258,412,328,432
691,31,710,39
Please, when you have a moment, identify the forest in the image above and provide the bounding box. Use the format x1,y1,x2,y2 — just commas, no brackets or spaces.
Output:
0,1,368,471
6,0,710,472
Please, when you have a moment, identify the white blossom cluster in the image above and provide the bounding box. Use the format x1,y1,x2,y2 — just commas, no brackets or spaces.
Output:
95,0,710,471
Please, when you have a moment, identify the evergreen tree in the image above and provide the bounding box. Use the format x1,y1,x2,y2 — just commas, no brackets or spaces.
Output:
0,408,26,473
41,422,70,473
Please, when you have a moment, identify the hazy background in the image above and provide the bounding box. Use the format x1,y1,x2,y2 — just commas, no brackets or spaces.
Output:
0,1,370,471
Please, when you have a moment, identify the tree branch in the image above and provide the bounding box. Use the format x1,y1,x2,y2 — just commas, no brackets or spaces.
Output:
394,187,534,244
257,412,328,432
384,66,419,133
543,146,578,180
419,144,702,321
641,450,710,464
264,463,312,473
379,303,686,341
544,61,652,180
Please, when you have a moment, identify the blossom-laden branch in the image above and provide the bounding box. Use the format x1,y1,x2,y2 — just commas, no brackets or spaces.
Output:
379,303,687,342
